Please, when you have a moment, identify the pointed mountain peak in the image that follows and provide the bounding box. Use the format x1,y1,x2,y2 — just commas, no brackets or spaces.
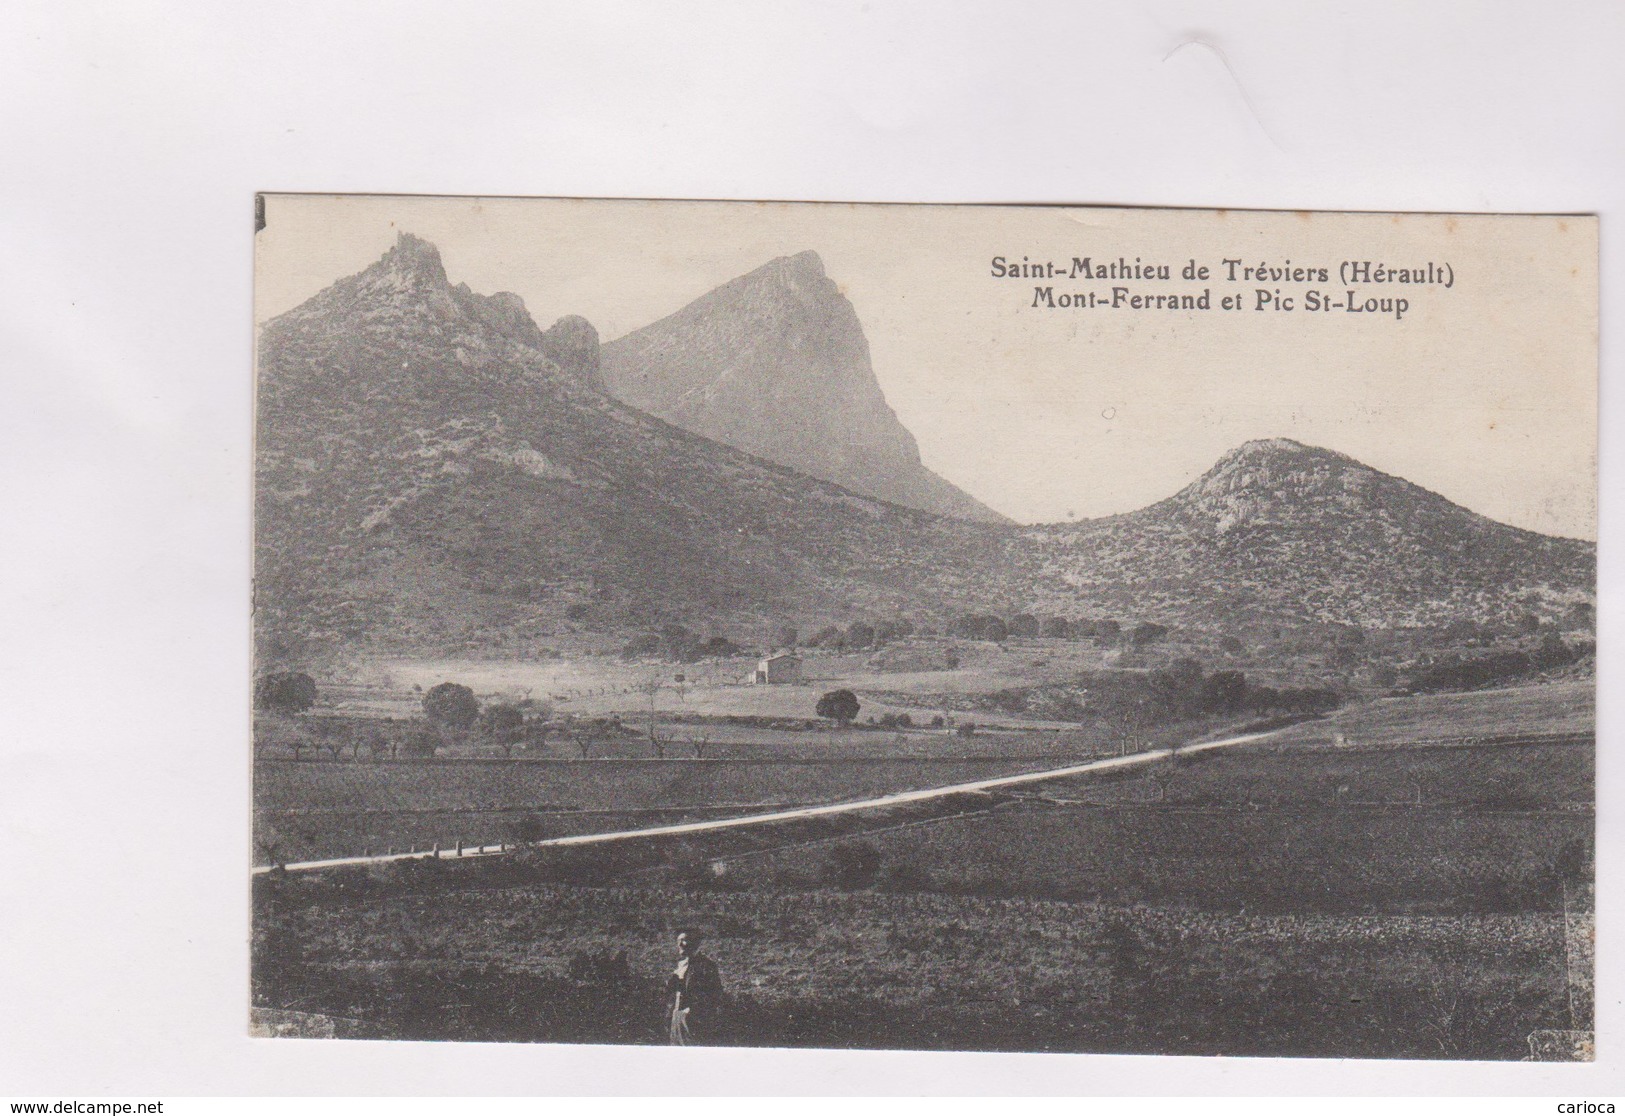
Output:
270,233,611,393
372,230,449,286
770,249,827,278
735,249,826,279
600,251,1009,523
725,250,834,301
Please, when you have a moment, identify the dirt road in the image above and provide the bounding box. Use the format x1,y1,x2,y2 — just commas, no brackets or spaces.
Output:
250,727,1280,875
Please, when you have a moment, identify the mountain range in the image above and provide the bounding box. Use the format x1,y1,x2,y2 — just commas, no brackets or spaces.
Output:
254,233,1594,662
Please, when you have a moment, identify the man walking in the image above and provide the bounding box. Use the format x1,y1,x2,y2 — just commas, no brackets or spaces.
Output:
666,930,723,1045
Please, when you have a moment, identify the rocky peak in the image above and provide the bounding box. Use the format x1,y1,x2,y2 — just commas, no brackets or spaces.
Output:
273,233,610,391
1198,439,1366,492
454,284,546,348
760,249,828,284
698,251,847,327
385,230,447,278
286,230,459,325
539,315,604,392
600,250,1009,523
1169,439,1408,534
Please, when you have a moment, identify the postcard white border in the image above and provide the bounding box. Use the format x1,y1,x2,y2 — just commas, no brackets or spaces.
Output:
2,0,1620,1099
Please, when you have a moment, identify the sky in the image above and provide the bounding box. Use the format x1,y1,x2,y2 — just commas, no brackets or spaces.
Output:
257,195,1598,539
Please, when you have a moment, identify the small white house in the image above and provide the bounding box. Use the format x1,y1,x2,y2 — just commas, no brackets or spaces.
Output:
755,652,803,685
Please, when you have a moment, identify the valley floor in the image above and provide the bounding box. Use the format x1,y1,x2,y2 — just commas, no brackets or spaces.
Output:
252,879,1580,1058
251,687,1594,1059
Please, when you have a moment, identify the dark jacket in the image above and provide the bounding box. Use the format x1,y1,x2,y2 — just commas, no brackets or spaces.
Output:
666,952,723,1017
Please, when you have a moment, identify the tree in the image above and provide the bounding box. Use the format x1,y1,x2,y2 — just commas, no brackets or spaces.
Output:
1039,616,1073,639
1007,613,1040,639
423,682,480,729
702,635,741,658
661,624,704,662
254,671,317,714
874,618,914,645
775,624,799,649
620,632,661,660
816,688,861,727
950,612,1006,641
1129,622,1170,647
308,717,348,760
399,723,440,759
481,703,525,758
522,714,551,754
845,621,876,650
568,720,605,759
1200,670,1248,713
1166,656,1204,688
1369,663,1399,689
806,625,843,648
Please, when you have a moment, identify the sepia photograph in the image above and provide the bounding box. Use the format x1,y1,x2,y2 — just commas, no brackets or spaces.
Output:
10,0,1625,1103
248,195,1597,1061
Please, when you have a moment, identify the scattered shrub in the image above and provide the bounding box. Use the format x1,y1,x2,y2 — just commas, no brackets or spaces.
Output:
423,682,480,729
255,671,317,714
816,689,861,726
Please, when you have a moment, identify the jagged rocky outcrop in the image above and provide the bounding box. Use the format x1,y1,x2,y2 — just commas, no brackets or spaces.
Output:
254,233,1002,663
538,314,604,393
255,234,1594,661
600,251,1007,524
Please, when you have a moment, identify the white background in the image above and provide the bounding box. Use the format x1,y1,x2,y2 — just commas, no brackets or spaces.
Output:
1,0,1621,1099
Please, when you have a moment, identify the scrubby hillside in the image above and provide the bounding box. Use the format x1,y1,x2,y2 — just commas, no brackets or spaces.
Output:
255,236,1594,662
1011,438,1594,630
254,234,1004,663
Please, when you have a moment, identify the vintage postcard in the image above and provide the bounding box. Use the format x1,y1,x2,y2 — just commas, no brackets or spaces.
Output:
252,196,1596,1059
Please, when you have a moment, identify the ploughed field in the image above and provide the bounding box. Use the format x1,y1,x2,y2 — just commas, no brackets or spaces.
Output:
252,703,1593,1058
678,740,1592,915
254,880,1570,1058
253,748,1067,864
1266,680,1593,746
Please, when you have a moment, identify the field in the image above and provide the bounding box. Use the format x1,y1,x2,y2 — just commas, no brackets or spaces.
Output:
252,682,1594,1057
345,640,1181,728
253,751,1067,864
1266,681,1593,746
253,870,1577,1058
680,741,1592,915
254,679,1590,867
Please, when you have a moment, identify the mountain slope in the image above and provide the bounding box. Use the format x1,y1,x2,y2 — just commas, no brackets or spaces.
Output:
255,236,1593,663
1010,438,1595,629
599,251,1007,524
254,233,1003,662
